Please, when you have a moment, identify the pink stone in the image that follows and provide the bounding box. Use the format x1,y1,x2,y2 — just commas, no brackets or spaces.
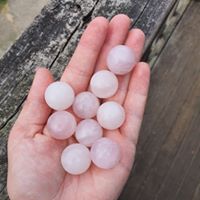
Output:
107,45,136,75
90,137,121,169
45,81,75,110
90,70,118,98
97,101,125,130
46,111,77,140
75,119,103,147
72,91,100,119
61,143,91,175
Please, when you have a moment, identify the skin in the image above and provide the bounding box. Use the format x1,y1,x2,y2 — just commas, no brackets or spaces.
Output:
7,14,150,200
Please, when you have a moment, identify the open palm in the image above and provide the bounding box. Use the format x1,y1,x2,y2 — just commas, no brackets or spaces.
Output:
7,15,150,200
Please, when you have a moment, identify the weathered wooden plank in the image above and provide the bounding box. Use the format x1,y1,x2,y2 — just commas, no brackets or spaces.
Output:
0,163,7,196
119,1,200,199
193,182,200,200
145,0,191,66
0,0,192,199
169,131,200,200
0,0,98,128
134,0,178,47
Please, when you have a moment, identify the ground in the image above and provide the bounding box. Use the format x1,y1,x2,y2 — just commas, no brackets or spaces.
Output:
0,0,49,57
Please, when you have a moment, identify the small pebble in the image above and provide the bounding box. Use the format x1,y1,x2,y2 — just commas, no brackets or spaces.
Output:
72,91,99,119
46,111,77,140
91,137,121,169
90,70,118,98
75,119,103,147
97,101,125,130
61,144,91,175
45,81,75,110
107,45,136,75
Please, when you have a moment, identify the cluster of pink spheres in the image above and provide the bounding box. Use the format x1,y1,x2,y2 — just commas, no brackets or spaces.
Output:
44,45,136,175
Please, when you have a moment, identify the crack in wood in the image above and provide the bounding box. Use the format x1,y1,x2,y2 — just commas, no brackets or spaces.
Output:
0,96,25,130
131,0,151,28
0,0,100,131
143,0,192,67
82,0,100,24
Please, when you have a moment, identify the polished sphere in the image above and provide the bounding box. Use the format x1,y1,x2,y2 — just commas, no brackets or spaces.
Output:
107,45,136,75
72,91,100,119
45,81,75,110
61,144,91,175
97,101,125,130
91,137,121,169
75,119,103,147
90,70,118,98
46,111,77,140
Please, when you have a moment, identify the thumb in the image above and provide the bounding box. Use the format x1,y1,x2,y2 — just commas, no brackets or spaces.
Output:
12,67,54,138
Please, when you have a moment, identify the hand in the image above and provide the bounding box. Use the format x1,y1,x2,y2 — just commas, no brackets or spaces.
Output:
7,14,150,200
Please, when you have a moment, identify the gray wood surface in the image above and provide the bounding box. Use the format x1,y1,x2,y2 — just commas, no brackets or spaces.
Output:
0,0,191,199
120,1,200,199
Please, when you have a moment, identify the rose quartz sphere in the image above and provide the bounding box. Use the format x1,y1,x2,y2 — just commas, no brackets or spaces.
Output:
75,119,103,147
46,111,77,140
61,144,91,175
107,45,136,75
90,70,118,98
72,91,100,119
45,81,75,110
97,101,125,130
91,137,121,169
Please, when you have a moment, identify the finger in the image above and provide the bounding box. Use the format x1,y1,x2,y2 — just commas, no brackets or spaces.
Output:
61,17,109,93
12,68,54,137
94,14,131,71
121,62,150,145
106,28,145,104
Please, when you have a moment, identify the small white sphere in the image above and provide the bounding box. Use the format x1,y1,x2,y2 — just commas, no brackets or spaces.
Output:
90,70,118,98
45,81,75,110
72,92,100,119
91,137,121,169
97,101,125,130
61,144,91,175
75,119,103,147
107,45,136,75
46,111,77,140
